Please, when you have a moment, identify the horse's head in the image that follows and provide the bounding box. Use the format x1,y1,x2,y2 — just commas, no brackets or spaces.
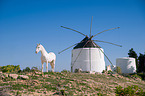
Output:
35,43,42,54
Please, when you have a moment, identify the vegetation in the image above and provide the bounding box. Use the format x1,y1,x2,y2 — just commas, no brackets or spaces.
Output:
128,48,145,73
115,85,145,96
136,73,145,80
138,53,145,73
0,65,40,74
0,65,20,73
61,69,70,73
115,66,122,74
107,70,114,74
131,74,142,80
128,48,138,70
0,66,145,95
22,66,39,73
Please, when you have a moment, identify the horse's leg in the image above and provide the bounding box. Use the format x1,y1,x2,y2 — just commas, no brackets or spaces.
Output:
46,61,48,72
50,62,53,72
53,60,55,72
50,60,55,72
41,61,44,73
41,57,44,73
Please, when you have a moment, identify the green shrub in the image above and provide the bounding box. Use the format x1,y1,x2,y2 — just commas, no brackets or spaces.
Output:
22,66,39,73
23,67,30,72
61,70,70,73
0,65,20,73
74,69,79,73
60,89,65,95
102,70,106,73
115,85,145,96
102,70,107,74
74,68,82,73
28,88,35,92
137,73,145,80
16,91,21,95
108,70,113,74
31,66,39,72
115,66,122,74
131,74,142,80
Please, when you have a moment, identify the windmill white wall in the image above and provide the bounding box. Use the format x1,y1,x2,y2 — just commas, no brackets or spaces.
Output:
71,48,105,73
116,57,136,73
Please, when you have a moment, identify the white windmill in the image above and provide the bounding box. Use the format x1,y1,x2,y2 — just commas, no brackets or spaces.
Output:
59,17,122,73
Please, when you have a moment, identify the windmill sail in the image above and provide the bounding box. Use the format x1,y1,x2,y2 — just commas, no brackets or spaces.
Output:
90,16,93,37
61,26,86,36
91,27,120,39
93,40,122,47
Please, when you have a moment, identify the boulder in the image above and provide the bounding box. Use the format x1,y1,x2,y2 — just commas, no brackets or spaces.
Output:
3,73,8,78
19,75,29,80
0,75,5,79
32,80,39,84
9,74,18,79
0,73,8,79
95,72,102,75
89,71,95,74
35,71,42,74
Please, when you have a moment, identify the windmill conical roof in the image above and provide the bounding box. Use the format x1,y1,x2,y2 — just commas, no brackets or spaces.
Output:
73,36,101,49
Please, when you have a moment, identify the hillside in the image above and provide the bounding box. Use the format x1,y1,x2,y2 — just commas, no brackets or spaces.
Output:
0,71,145,96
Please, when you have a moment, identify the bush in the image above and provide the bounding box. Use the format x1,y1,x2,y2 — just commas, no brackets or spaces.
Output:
102,70,107,73
0,65,20,73
137,73,145,80
102,70,113,74
131,74,142,80
22,66,39,73
23,67,30,72
61,70,70,73
115,85,145,96
108,70,113,74
31,66,39,72
74,69,82,73
115,66,122,74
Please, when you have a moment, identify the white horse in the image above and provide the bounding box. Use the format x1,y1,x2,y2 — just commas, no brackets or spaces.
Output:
35,44,56,72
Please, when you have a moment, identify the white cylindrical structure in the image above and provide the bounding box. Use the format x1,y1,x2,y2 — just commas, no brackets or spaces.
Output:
116,57,136,73
71,48,105,73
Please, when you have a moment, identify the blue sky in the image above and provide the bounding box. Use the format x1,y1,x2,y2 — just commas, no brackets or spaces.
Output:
0,0,145,72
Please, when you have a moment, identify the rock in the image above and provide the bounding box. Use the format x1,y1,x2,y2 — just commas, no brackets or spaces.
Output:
3,73,8,78
111,74,116,77
1,75,5,79
135,77,142,81
0,92,10,96
9,74,18,79
32,80,39,84
0,73,5,79
27,73,32,76
89,71,95,74
35,71,42,74
45,74,48,77
19,75,29,80
35,75,39,77
95,72,102,75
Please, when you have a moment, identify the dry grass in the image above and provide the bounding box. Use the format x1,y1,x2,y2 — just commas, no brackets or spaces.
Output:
0,72,145,96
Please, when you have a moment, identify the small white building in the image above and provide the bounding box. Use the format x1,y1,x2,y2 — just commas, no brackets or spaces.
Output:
71,36,105,73
116,57,136,73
